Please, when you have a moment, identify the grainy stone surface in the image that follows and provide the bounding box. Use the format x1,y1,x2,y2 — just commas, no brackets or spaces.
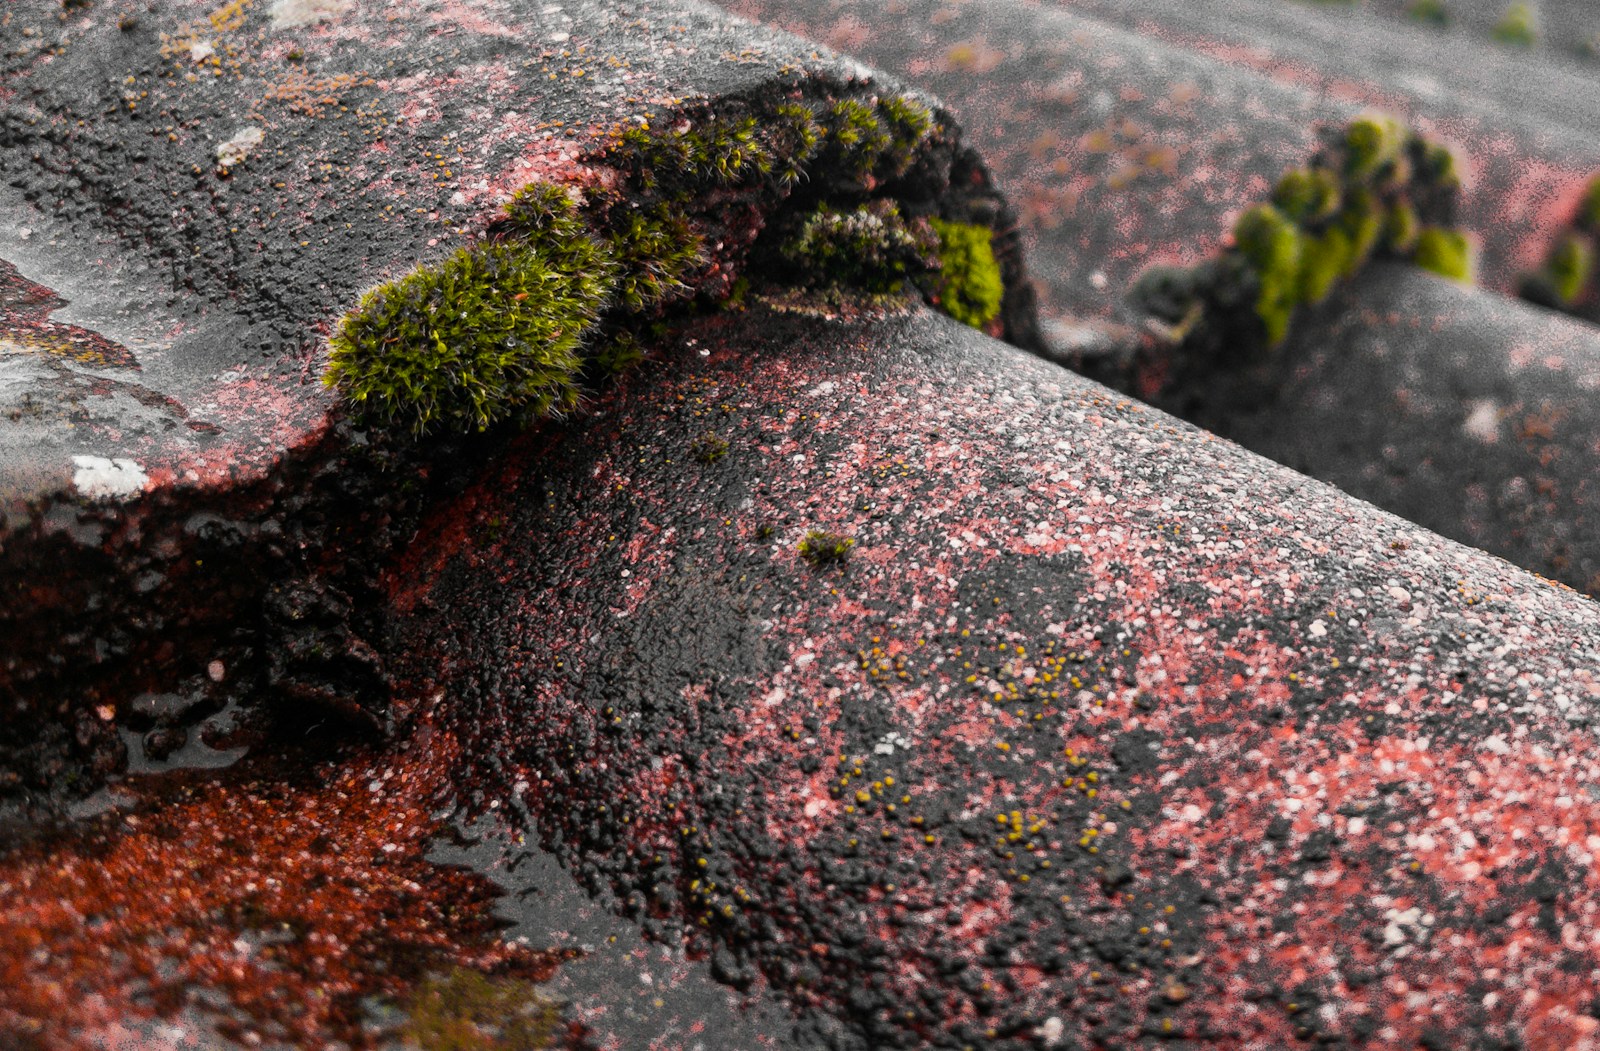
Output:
1148,260,1600,598
0,0,839,506
384,304,1600,1050
12,1,1600,1048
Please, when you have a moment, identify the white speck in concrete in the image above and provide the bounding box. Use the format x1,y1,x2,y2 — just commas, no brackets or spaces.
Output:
1462,398,1501,444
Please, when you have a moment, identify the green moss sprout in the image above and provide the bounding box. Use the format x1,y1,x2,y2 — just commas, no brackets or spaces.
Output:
1335,187,1384,276
324,239,613,435
1343,116,1405,182
1273,167,1341,225
781,201,939,297
1418,142,1460,192
590,329,645,376
502,181,590,246
1413,227,1473,282
601,206,704,313
767,101,824,187
1522,231,1596,310
1580,176,1600,233
1383,200,1420,253
1233,204,1303,345
1492,2,1537,46
1298,227,1353,304
930,218,1004,328
1545,234,1595,305
691,430,730,464
798,530,855,566
824,98,893,181
1407,0,1450,26
875,95,936,179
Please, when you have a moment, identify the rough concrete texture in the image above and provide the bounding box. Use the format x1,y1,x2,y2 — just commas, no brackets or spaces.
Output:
371,304,1600,1050
0,0,1026,793
724,0,1600,330
30,293,1600,1048
12,1,1600,1048
1149,260,1600,598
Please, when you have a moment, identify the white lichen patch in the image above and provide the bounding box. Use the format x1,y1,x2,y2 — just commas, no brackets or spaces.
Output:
216,127,265,169
268,0,351,28
72,455,148,500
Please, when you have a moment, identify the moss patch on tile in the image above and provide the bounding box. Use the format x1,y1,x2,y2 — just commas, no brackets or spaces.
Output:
1129,114,1468,364
324,88,1010,435
929,218,1004,328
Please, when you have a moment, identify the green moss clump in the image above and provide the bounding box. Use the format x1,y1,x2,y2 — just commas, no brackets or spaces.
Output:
930,218,1004,328
1299,227,1354,305
1132,114,1466,361
1518,178,1600,315
1492,2,1537,46
1413,227,1473,282
602,206,704,313
1344,116,1405,183
781,201,939,297
798,530,855,566
605,94,937,196
327,89,982,434
1407,0,1450,26
1383,200,1420,253
325,239,614,434
606,115,769,194
1273,167,1341,225
1545,233,1595,305
1233,204,1303,345
1579,176,1600,233
400,969,562,1050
